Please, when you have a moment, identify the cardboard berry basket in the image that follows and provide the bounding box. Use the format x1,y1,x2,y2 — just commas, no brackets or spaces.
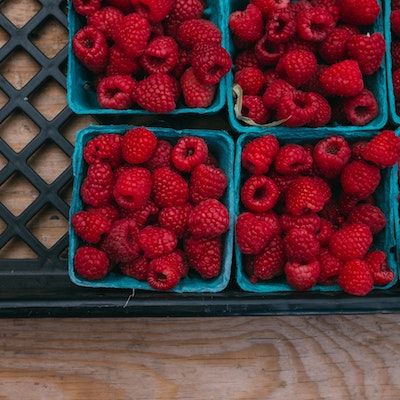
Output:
235,130,399,293
226,0,388,135
68,125,235,293
67,0,229,115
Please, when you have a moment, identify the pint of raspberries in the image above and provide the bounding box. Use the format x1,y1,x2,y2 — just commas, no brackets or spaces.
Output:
72,127,230,291
236,130,400,296
72,0,232,112
229,0,385,127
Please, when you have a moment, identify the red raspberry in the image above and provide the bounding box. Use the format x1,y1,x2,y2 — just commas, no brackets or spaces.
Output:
135,73,177,113
171,136,208,172
138,226,177,259
286,176,331,216
284,227,320,262
265,9,296,44
170,0,204,22
329,223,372,261
310,0,340,21
87,6,123,39
101,218,141,262
106,46,140,76
73,26,109,74
147,256,181,291
255,35,286,66
241,175,279,213
88,204,120,224
281,213,321,234
343,89,379,126
338,193,373,216
393,69,400,99
145,140,172,170
392,41,400,69
241,95,269,124
319,27,354,65
337,0,380,26
264,69,279,87
318,248,343,284
177,19,222,50
393,11,400,37
235,50,261,71
122,127,157,164
270,172,301,196
297,7,335,42
235,67,265,96
121,256,149,281
308,93,332,127
316,218,334,246
229,4,264,43
241,135,279,175
347,204,386,234
113,167,152,210
181,68,216,108
152,166,189,207
130,0,174,23
351,141,368,161
72,0,101,16
341,160,380,199
285,260,320,291
362,130,400,168
72,210,111,244
106,0,133,13
313,136,351,179
319,60,364,97
159,204,192,237
285,37,317,53
187,199,229,238
84,134,121,168
113,13,151,57
74,246,110,280
97,75,136,110
251,0,289,15
275,144,313,175
365,251,395,286
262,79,294,109
173,49,192,78
289,0,312,15
338,259,373,296
122,200,158,227
81,163,114,207
184,236,222,279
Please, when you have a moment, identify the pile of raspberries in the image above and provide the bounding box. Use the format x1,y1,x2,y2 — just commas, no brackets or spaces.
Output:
72,0,232,112
391,1,400,113
230,0,385,127
236,130,400,296
72,128,229,291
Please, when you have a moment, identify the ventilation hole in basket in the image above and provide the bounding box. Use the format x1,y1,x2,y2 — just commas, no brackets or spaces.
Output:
59,246,68,260
60,115,98,145
59,181,73,206
0,0,42,28
28,141,70,184
0,110,39,153
29,79,67,121
27,204,68,249
0,218,6,235
0,88,8,110
59,59,67,76
0,47,41,90
30,17,68,59
0,236,38,259
0,26,9,48
60,0,67,15
0,173,39,216
0,154,8,171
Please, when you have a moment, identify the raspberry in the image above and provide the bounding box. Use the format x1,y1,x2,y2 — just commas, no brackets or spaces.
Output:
74,246,110,280
170,0,204,22
101,218,141,263
177,19,222,50
229,4,264,43
113,167,152,210
106,0,133,13
276,50,317,88
281,213,321,234
392,41,400,69
310,0,340,21
255,36,285,65
87,6,123,39
72,26,109,74
235,50,261,71
135,73,177,113
338,259,373,296
73,0,101,16
347,204,386,234
251,0,289,15
319,27,354,65
285,260,320,291
145,140,172,170
138,226,177,259
241,95,269,124
284,228,320,262
316,218,334,246
286,176,331,216
289,0,312,15
393,68,400,99
72,210,111,244
362,130,400,168
274,144,313,175
84,134,121,168
285,38,317,53
297,7,335,42
121,256,149,281
241,135,279,175
264,69,279,87
338,193,370,216
181,68,216,108
122,127,157,164
241,175,279,213
343,89,379,126
81,163,114,207
140,36,179,75
265,9,296,44
313,136,351,179
97,75,136,110
187,199,229,238
173,49,192,78
319,60,364,97
235,67,265,96
318,248,343,284
159,204,192,237
340,160,380,199
122,200,158,227
308,93,332,127
106,46,140,76
184,236,222,279
351,141,368,161
337,0,380,26
130,0,174,23
88,204,120,224
152,166,189,207
171,136,208,172
113,13,151,57
147,256,181,291
262,79,294,109
365,251,395,286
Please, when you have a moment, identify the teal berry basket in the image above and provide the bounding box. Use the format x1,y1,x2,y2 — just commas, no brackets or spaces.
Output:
69,125,235,293
234,130,399,293
67,0,229,115
226,0,388,136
